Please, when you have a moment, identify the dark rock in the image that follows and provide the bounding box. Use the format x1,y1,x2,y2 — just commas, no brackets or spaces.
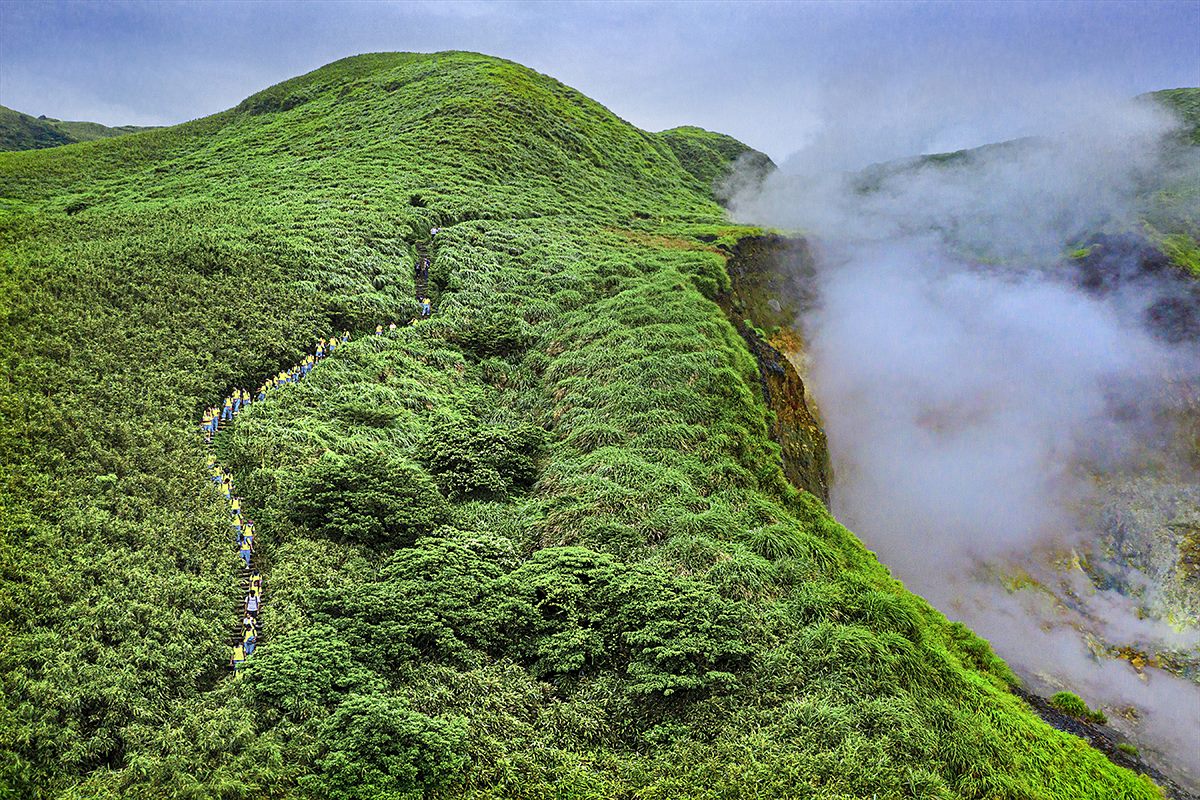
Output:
1014,685,1197,799
1145,295,1200,343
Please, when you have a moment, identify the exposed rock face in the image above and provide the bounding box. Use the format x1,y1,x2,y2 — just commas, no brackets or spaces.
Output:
1072,232,1200,344
1066,233,1200,648
738,324,830,503
719,234,830,503
1087,444,1200,639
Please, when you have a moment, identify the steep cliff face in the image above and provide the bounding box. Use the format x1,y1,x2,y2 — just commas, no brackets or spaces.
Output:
718,234,830,503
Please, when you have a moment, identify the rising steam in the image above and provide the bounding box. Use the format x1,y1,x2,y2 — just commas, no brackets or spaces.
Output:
729,91,1200,787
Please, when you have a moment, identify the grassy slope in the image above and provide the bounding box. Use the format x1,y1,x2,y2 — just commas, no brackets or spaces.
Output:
0,104,153,152
0,52,1163,799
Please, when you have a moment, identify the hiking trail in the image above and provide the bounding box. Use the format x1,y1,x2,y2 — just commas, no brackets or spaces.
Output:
204,237,435,674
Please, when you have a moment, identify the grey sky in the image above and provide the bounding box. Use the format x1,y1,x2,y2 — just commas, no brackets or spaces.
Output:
1,0,1198,163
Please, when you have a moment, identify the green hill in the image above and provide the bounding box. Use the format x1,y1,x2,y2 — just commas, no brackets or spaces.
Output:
0,104,154,152
0,52,1166,799
850,88,1200,278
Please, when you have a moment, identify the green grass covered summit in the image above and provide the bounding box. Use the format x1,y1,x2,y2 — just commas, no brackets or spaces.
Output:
0,51,1166,799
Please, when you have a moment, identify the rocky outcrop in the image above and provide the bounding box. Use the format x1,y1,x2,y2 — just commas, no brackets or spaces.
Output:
1071,232,1200,344
740,324,830,503
719,234,829,503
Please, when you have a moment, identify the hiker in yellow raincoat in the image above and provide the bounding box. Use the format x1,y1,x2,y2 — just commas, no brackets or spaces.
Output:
230,642,246,672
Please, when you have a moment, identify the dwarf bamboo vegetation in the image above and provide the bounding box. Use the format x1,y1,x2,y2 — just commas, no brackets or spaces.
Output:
0,52,1174,799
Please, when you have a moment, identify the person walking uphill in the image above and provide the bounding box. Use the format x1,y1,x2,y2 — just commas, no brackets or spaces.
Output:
239,535,253,568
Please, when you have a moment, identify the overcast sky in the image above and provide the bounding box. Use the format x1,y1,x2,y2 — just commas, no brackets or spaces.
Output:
1,0,1198,163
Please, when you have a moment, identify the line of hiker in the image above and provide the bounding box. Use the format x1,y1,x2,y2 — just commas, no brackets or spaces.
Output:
200,331,352,443
208,450,264,675
228,567,264,674
206,238,440,673
203,330,358,674
416,257,432,318
417,235,434,317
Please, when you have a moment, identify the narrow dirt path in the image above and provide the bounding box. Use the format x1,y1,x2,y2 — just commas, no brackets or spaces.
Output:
415,239,430,302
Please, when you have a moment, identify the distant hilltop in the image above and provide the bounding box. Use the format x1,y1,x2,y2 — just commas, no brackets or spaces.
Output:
1142,87,1200,144
0,104,156,152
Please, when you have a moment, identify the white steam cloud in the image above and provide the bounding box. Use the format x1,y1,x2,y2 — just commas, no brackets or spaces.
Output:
730,90,1200,787
809,239,1168,569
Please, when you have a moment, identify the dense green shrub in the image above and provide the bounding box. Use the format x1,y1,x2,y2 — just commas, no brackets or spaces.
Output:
289,451,448,547
419,416,544,499
313,534,503,669
617,566,750,696
303,693,468,800
489,547,622,676
440,306,533,358
487,547,749,695
246,624,380,719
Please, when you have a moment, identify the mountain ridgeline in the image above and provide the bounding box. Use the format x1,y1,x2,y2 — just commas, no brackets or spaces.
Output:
0,104,155,152
0,52,1173,799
